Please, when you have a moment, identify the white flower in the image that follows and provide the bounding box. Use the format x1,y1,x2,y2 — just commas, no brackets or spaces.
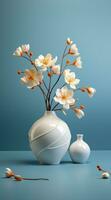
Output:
86,87,96,97
64,69,80,89
21,68,43,89
66,38,73,45
21,44,30,53
5,168,14,178
13,46,23,56
54,86,75,109
35,54,57,71
52,65,60,75
73,108,85,119
69,44,80,56
72,57,82,68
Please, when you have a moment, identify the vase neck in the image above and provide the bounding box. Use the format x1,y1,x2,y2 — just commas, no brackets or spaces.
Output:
77,134,83,141
44,111,57,117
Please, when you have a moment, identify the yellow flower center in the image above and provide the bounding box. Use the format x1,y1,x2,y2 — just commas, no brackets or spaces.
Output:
27,71,35,81
43,58,50,65
61,95,67,100
68,77,75,84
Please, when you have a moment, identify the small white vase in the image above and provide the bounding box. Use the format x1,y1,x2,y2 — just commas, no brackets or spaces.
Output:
69,134,90,163
28,111,71,164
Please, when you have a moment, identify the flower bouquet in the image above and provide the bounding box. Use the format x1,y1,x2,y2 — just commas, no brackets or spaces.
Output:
13,38,96,164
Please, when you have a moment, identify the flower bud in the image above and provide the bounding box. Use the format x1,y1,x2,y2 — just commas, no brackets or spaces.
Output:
14,175,23,181
66,38,73,45
80,105,85,110
17,70,22,75
66,59,70,65
96,165,102,171
48,72,53,77
31,61,35,65
30,52,33,57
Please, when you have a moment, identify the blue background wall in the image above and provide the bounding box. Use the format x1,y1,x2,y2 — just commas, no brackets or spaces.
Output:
0,0,111,150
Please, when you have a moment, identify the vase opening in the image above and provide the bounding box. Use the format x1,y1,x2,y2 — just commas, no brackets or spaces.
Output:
77,134,83,140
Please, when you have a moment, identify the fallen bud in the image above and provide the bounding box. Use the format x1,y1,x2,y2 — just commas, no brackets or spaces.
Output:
14,175,23,181
101,172,110,179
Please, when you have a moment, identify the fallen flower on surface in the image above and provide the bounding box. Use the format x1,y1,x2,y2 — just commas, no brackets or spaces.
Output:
101,172,110,179
5,168,49,181
14,175,23,181
96,165,111,179
96,165,103,171
5,168,15,178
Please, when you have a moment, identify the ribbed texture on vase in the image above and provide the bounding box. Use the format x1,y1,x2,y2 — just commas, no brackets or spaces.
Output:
29,111,71,164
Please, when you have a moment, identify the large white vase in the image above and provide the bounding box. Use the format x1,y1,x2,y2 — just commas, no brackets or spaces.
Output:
28,111,71,164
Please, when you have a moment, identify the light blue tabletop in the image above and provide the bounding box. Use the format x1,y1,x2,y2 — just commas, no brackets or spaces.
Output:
0,151,111,200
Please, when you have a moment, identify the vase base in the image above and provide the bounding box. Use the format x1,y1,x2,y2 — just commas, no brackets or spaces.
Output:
38,160,60,165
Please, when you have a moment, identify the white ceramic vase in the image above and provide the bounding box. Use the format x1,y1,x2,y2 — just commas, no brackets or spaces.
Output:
69,134,90,163
28,111,71,164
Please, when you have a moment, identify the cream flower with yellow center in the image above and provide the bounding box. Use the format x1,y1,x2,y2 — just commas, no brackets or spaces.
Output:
54,86,75,109
35,54,57,71
64,69,80,89
21,68,43,89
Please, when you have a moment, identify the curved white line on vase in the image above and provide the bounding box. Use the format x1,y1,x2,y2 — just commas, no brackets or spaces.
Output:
35,139,71,158
30,128,71,155
29,120,66,143
37,142,70,164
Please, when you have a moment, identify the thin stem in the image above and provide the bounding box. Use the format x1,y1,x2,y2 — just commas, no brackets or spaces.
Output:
43,80,48,91
52,103,59,111
22,56,31,62
22,54,48,109
23,178,49,181
53,108,63,111
22,54,48,91
39,86,47,97
47,69,52,110
49,45,68,96
39,86,47,109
